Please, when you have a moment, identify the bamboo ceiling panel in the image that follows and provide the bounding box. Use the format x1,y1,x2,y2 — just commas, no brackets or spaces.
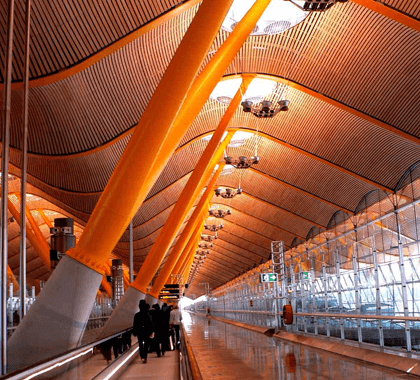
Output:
215,229,271,259
215,170,341,226
381,1,420,19
223,2,420,135
226,89,420,189
208,248,253,270
5,7,196,154
0,0,186,81
213,231,268,262
213,196,312,238
222,211,296,244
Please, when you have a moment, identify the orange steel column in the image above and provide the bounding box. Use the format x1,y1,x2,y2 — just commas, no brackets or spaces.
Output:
171,219,205,282
101,276,112,298
140,79,251,291
66,0,271,275
37,209,53,229
100,0,272,338
173,217,206,283
7,266,19,292
180,244,199,283
132,129,235,294
65,0,235,274
148,165,224,298
7,199,51,271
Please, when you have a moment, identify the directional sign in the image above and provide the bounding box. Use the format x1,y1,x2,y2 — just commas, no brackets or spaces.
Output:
160,289,180,294
163,284,180,289
260,273,278,283
159,294,180,300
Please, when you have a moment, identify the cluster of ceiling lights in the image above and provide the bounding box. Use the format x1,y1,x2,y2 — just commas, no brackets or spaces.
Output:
221,0,346,36
189,0,347,288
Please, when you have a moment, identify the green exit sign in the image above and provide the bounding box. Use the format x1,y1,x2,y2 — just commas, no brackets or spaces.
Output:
260,273,278,283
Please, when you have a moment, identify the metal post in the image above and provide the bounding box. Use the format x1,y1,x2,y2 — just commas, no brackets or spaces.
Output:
129,221,134,283
395,210,411,351
372,239,384,347
20,0,32,322
310,255,317,334
322,264,330,337
1,0,15,374
290,263,297,331
352,241,362,343
336,251,344,339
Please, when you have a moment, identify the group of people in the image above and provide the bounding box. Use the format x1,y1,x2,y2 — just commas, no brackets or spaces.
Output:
132,300,182,363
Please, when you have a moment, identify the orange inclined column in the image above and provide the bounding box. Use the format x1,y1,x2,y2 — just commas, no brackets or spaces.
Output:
148,165,224,299
7,199,51,271
65,0,236,274
131,129,235,294
8,0,238,369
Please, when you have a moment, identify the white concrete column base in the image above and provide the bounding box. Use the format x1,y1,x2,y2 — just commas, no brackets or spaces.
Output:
98,286,146,338
7,256,102,371
145,294,158,306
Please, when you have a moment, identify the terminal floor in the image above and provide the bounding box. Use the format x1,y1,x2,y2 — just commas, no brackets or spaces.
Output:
118,348,180,379
184,312,416,380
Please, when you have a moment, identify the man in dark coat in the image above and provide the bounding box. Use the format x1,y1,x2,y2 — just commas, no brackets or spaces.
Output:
133,301,154,363
150,304,166,357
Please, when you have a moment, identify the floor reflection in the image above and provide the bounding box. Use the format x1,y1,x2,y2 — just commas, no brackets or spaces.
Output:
183,312,414,380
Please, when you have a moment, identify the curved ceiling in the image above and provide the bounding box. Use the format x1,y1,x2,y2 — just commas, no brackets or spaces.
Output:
1,0,420,295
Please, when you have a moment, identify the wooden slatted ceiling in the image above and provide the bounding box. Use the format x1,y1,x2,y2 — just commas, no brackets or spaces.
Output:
381,0,420,19
6,6,196,155
220,2,420,136
213,196,313,238
0,0,185,81
4,2,418,158
217,170,341,227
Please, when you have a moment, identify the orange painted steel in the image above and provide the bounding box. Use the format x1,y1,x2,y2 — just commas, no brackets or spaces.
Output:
351,0,420,33
129,78,251,293
171,220,205,283
25,207,51,252
129,128,234,294
65,0,235,274
7,265,19,291
4,0,202,91
7,199,51,271
148,165,225,298
37,209,53,228
175,218,206,282
101,276,112,297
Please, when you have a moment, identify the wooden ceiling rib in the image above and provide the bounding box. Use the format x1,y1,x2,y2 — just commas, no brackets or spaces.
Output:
1,0,419,289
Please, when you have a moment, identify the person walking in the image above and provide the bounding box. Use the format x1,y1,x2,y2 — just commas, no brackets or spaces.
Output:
133,301,154,363
150,304,166,357
169,304,182,349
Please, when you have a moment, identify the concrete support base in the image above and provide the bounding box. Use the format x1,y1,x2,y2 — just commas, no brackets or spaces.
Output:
7,256,102,371
98,286,146,338
145,294,158,306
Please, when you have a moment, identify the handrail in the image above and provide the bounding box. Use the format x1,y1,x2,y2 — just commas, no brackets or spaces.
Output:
210,309,420,321
2,327,132,380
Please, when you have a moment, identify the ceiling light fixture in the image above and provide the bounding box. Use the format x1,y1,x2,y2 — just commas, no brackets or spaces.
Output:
215,187,242,199
209,209,232,218
221,0,309,36
241,99,289,118
198,242,213,249
201,233,217,242
290,0,348,12
204,223,224,232
196,249,210,256
224,155,259,169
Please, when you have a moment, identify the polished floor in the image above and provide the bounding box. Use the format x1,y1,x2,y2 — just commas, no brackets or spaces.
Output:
183,312,416,380
119,349,180,380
